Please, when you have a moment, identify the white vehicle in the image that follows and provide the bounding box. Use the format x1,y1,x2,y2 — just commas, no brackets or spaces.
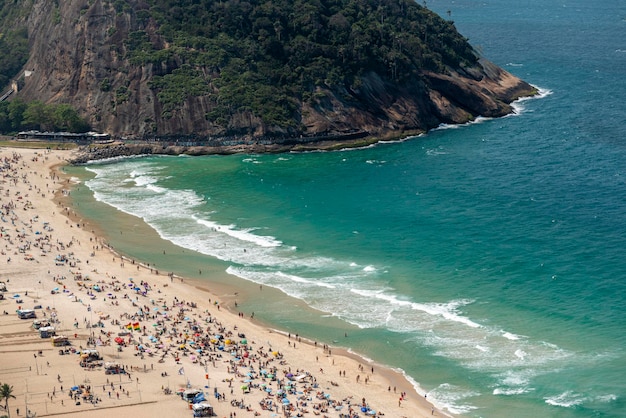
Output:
17,309,36,319
192,402,214,417
39,326,56,338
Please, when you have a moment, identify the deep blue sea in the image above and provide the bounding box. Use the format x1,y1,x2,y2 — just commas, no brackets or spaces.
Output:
65,1,626,416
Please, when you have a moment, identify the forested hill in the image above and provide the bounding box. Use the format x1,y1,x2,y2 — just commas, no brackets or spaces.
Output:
0,0,535,144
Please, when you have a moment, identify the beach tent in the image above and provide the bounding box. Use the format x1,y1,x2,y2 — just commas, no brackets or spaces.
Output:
182,389,202,402
192,392,206,404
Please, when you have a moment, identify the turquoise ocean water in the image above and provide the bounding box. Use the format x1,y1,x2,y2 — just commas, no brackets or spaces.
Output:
65,1,626,416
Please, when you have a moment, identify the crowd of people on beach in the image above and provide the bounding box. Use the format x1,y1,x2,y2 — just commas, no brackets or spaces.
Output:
0,149,435,418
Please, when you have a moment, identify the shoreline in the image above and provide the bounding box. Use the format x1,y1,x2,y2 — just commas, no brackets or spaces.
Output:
66,133,422,165
59,154,449,414
0,146,449,418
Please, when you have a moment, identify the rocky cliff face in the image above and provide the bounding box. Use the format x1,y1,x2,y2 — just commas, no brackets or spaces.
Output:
14,0,535,142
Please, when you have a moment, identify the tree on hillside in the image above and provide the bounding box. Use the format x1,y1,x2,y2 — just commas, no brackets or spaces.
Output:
0,383,16,418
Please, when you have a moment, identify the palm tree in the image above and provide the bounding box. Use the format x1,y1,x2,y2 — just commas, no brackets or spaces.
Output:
0,383,16,418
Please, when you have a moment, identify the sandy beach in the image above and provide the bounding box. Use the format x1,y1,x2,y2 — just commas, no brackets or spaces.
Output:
0,146,443,418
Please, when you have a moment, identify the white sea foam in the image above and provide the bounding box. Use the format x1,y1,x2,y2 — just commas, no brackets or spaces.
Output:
493,387,533,395
275,271,336,289
545,391,617,408
544,391,584,407
83,157,575,410
595,394,617,403
131,174,157,187
427,383,480,415
225,263,572,377
497,370,532,388
195,218,282,248
434,115,493,132
83,153,159,166
510,85,553,115
412,299,482,328
502,331,523,340
434,123,461,131
426,148,449,156
146,183,168,194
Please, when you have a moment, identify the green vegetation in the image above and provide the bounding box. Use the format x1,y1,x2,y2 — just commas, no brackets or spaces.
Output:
0,0,480,134
0,99,91,134
0,382,15,418
0,28,29,91
120,0,476,130
0,139,78,149
149,64,211,113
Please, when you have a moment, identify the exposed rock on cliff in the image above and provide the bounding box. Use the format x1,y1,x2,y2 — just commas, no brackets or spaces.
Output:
9,0,535,144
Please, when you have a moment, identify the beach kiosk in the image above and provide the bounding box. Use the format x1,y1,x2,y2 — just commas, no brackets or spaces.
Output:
192,402,214,417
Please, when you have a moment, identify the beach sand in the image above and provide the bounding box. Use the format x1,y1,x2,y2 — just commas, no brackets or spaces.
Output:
0,147,444,418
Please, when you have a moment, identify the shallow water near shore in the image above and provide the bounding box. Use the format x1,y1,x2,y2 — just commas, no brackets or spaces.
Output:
65,0,626,416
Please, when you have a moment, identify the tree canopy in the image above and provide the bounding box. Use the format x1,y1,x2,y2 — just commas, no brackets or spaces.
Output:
0,28,29,91
0,99,91,135
125,0,477,129
0,382,15,418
